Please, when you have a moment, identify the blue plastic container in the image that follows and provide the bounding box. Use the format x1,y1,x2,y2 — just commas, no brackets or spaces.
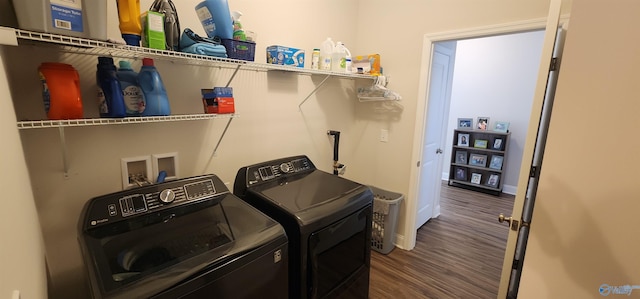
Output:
195,0,233,39
96,57,126,118
116,61,145,116
138,58,170,116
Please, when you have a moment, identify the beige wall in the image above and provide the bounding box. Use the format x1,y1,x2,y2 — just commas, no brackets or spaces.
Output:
0,48,47,299
351,0,572,246
2,0,575,298
519,0,640,297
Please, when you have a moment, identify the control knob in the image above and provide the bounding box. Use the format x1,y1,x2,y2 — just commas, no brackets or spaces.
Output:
159,189,176,204
280,163,292,173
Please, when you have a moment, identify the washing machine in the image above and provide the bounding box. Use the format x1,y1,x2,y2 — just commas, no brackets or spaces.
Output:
234,155,373,299
77,174,288,299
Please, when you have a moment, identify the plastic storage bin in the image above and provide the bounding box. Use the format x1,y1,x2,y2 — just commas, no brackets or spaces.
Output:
221,39,255,61
370,186,403,254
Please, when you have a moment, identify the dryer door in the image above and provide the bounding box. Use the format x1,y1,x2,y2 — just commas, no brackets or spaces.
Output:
307,205,372,299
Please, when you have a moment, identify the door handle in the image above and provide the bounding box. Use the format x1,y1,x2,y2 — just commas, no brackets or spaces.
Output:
498,214,519,231
436,148,443,154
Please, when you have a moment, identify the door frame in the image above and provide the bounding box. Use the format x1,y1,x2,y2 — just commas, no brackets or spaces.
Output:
404,17,558,250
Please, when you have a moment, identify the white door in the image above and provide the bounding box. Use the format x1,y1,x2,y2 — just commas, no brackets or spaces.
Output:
497,0,562,297
415,42,455,229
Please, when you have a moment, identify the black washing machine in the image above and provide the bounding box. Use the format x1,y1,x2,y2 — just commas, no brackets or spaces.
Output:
234,155,373,299
78,174,288,299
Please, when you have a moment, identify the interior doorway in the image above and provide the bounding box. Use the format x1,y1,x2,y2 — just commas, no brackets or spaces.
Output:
406,19,550,250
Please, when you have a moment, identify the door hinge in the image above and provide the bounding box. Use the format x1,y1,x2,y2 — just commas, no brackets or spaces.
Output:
529,166,539,178
550,57,559,71
417,161,421,167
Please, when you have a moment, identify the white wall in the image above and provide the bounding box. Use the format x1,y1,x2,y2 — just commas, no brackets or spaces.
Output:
443,30,545,194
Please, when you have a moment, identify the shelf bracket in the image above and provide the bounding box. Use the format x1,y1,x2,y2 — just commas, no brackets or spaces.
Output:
212,116,234,156
58,126,69,178
299,74,331,110
225,65,242,87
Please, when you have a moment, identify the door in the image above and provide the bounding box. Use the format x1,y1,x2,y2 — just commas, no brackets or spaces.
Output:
415,42,455,229
497,0,562,297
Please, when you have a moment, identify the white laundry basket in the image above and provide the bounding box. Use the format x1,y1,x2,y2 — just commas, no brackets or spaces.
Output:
369,186,403,254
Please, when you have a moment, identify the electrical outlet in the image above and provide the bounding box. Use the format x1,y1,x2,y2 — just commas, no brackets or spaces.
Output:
152,152,179,183
121,156,152,189
380,129,389,142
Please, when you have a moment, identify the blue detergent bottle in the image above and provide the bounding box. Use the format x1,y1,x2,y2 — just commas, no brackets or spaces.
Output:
117,61,145,116
96,57,126,118
138,58,170,116
195,0,233,39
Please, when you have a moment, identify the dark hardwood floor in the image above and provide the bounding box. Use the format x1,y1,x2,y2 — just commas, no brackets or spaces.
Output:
369,182,515,299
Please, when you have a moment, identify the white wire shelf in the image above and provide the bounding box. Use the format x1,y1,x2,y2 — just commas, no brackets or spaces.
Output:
17,114,235,129
11,27,376,80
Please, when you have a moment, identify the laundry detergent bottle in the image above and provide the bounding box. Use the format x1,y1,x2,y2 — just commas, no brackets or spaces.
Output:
96,57,126,118
195,0,233,39
138,58,170,116
117,61,145,116
38,62,84,120
116,0,142,46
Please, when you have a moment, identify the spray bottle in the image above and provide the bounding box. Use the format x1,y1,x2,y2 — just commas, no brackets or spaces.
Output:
231,11,246,41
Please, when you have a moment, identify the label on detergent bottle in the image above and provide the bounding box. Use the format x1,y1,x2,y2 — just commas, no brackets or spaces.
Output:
195,7,216,37
39,72,51,113
123,85,145,114
97,87,108,114
50,0,83,32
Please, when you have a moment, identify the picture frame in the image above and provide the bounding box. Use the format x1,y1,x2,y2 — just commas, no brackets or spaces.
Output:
494,121,510,133
455,151,468,164
492,138,504,151
476,117,490,130
454,167,467,181
473,139,488,149
457,118,473,129
457,133,470,147
489,155,504,170
468,154,488,167
486,174,500,188
471,173,482,184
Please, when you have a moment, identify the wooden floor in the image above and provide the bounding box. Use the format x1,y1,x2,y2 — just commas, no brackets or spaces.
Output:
369,182,515,299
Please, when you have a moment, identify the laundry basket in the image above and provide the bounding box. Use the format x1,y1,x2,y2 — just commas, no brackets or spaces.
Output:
369,186,403,254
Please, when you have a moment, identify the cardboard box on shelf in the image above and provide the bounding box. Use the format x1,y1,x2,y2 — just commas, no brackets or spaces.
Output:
266,45,305,68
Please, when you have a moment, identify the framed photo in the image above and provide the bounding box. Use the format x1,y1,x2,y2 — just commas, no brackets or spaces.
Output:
494,121,510,133
457,118,473,129
473,139,488,149
455,151,468,164
486,174,500,188
457,133,470,147
469,154,487,167
489,155,504,170
492,138,504,151
476,117,490,130
454,167,467,181
471,173,482,184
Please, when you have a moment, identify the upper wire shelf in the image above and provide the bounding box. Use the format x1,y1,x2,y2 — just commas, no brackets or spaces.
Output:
17,114,235,129
11,28,376,79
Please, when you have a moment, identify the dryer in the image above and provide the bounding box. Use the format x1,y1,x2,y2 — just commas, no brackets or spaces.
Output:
234,155,373,299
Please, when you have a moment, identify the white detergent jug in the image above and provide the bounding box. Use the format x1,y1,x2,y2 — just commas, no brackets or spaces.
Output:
331,42,351,72
320,37,335,71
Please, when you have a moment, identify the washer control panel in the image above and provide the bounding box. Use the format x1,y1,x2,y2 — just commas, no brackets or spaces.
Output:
82,175,228,230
